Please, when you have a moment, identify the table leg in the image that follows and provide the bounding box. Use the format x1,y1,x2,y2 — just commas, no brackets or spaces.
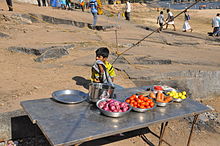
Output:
158,121,168,146
187,114,199,146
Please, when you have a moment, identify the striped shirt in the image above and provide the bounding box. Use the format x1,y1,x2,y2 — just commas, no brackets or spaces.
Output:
91,61,116,82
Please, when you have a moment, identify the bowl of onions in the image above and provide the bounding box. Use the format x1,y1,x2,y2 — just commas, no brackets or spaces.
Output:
96,99,132,118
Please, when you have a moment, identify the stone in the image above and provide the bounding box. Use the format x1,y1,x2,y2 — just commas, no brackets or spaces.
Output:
7,44,74,62
0,32,9,38
35,48,69,62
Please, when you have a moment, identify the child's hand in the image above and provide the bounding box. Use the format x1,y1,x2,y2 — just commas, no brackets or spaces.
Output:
94,78,101,83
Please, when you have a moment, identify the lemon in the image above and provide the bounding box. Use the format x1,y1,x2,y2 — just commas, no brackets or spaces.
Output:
182,91,187,95
172,90,177,94
170,93,174,97
181,95,187,99
178,93,183,97
167,92,170,95
173,95,179,99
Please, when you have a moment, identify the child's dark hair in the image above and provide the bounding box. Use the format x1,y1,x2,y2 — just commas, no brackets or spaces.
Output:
96,47,109,58
160,11,163,14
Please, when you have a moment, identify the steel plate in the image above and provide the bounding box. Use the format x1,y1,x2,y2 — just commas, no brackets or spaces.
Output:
52,90,88,104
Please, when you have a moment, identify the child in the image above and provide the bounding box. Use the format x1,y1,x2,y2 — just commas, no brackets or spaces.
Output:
157,11,164,31
91,47,116,86
165,9,176,31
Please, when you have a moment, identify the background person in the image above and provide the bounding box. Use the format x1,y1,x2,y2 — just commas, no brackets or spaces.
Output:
124,0,131,21
212,13,220,36
182,10,193,32
6,0,13,11
165,9,176,31
89,0,98,28
79,0,85,12
157,11,164,31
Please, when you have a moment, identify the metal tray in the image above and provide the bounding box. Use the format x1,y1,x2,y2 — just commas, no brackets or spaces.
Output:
52,90,88,104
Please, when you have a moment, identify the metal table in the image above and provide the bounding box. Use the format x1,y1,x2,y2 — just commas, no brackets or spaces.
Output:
21,87,210,146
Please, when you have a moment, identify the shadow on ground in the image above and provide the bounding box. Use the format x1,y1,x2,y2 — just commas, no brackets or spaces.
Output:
72,76,91,90
80,127,156,146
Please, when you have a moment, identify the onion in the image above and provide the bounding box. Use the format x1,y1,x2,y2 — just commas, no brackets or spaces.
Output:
110,105,116,111
109,103,115,107
98,102,105,109
113,110,118,112
122,107,129,112
115,105,120,111
120,102,127,108
108,99,115,103
103,107,109,111
114,101,120,106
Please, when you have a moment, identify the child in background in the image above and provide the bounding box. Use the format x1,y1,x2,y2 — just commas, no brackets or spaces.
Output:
157,11,164,31
91,47,115,85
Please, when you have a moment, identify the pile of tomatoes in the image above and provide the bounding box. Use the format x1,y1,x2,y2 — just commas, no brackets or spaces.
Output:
125,95,155,109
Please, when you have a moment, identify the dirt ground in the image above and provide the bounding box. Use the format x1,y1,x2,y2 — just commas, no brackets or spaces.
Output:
0,1,220,145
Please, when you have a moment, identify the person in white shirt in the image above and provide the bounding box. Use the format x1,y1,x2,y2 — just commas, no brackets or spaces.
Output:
212,13,220,36
165,9,176,31
125,0,131,21
157,11,164,31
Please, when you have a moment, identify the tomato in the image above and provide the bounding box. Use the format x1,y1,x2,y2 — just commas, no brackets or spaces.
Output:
141,102,146,106
137,99,142,103
140,106,145,109
145,102,149,106
125,99,130,103
150,102,154,107
130,95,136,100
146,106,151,109
130,103,134,107
148,99,153,102
138,95,144,100
134,102,138,106
143,97,148,101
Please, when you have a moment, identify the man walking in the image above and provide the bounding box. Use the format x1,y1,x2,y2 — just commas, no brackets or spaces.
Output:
212,13,220,36
6,0,13,11
124,0,131,21
89,0,98,28
165,9,176,31
157,11,164,31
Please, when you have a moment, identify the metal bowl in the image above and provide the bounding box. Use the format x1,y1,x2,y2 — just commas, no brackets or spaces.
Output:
124,97,156,112
156,100,173,107
132,104,156,112
173,97,186,103
96,99,132,118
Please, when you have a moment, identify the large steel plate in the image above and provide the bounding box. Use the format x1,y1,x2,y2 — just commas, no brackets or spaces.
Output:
52,90,88,104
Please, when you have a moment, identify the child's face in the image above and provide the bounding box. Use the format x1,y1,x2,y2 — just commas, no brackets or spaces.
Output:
96,55,107,62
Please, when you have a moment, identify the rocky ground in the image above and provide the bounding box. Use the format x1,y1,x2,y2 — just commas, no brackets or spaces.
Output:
0,0,220,146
